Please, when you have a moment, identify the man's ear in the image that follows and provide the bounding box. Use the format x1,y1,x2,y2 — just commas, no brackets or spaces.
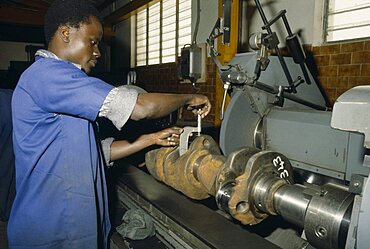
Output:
58,26,70,43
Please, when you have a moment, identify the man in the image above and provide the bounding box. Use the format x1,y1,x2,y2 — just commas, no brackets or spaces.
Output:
8,0,211,248
0,89,15,249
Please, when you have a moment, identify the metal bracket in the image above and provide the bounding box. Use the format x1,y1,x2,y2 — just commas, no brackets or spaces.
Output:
349,174,365,194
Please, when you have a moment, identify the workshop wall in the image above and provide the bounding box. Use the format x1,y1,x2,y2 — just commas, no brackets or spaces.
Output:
135,57,217,124
312,40,370,105
0,41,43,71
134,39,370,124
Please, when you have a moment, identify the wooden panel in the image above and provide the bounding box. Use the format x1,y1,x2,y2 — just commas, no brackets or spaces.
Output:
0,0,49,26
0,7,45,26
103,0,155,26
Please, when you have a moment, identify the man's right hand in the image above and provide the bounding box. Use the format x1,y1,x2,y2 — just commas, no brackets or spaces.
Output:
186,94,211,118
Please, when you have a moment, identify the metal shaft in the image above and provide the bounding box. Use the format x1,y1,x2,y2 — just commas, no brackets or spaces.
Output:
273,184,311,227
272,183,354,249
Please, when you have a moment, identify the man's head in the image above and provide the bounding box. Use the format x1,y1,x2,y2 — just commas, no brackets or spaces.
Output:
44,0,103,73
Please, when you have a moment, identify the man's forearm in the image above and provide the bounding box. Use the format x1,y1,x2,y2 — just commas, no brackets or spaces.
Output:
130,93,191,120
131,93,211,120
110,134,154,161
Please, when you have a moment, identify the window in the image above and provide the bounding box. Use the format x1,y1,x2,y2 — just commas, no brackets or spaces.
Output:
136,10,147,66
325,0,370,42
133,0,192,66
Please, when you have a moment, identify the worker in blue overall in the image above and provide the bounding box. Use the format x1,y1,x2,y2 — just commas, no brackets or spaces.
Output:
8,0,211,248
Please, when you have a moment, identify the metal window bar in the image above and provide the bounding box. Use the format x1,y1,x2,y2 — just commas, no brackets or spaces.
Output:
136,8,147,66
160,0,163,64
145,8,149,65
148,3,160,65
162,0,177,62
327,21,370,32
327,3,370,15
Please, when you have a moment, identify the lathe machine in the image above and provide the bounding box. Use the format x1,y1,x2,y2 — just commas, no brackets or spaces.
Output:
111,1,370,248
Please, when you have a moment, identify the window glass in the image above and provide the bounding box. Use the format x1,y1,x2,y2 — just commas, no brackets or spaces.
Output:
148,2,160,65
136,9,147,66
326,0,370,42
134,0,192,66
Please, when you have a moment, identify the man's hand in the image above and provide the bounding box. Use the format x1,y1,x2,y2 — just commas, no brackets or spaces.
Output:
110,126,184,161
151,127,184,146
186,94,211,118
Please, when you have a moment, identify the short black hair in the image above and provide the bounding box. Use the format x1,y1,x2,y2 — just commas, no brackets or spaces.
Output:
44,0,103,45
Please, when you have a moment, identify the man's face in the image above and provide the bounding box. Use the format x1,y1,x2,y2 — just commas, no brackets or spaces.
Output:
65,16,103,73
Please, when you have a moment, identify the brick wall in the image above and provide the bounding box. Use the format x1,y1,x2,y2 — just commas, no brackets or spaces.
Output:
135,57,217,123
313,40,370,105
134,40,370,124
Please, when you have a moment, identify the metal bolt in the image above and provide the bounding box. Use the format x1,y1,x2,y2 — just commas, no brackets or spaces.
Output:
353,181,360,188
319,190,328,197
203,139,210,147
315,226,328,238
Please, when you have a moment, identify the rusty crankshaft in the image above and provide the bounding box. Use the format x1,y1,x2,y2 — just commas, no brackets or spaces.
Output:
145,135,293,225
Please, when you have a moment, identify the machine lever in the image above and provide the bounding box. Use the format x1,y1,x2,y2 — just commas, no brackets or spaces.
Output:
254,0,294,91
220,82,231,120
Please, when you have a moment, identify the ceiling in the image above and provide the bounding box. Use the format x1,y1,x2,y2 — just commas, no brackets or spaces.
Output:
0,0,116,43
0,0,111,27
